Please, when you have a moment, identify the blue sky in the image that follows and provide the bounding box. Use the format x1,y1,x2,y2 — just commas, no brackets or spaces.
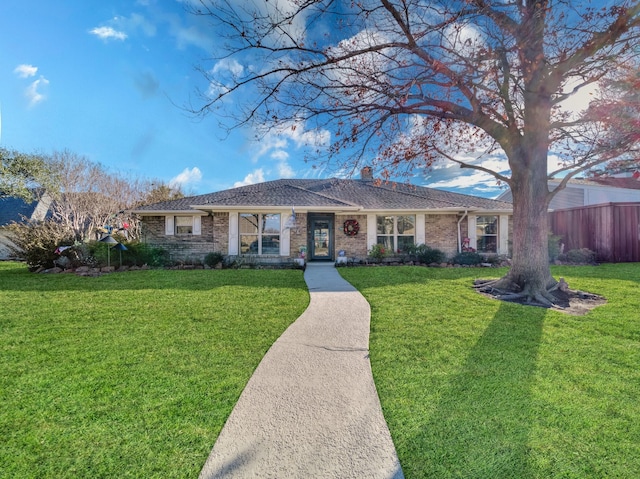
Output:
0,1,596,198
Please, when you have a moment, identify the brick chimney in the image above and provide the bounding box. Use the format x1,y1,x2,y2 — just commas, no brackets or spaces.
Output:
360,166,373,180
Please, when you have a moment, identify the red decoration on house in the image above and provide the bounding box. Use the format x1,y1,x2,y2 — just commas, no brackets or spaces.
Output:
343,219,360,236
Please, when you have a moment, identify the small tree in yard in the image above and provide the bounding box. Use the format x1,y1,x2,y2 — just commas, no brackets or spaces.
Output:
192,0,640,305
1,148,58,201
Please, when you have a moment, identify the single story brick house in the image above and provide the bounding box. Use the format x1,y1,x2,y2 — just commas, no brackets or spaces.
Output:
131,171,513,264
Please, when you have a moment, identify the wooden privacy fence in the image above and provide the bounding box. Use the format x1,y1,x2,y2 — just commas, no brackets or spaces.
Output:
549,202,640,263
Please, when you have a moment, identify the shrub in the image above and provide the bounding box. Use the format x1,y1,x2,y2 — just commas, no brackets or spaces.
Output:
548,234,563,262
565,248,596,264
368,244,388,261
204,251,224,268
451,251,483,265
5,219,75,270
121,242,170,267
407,244,446,264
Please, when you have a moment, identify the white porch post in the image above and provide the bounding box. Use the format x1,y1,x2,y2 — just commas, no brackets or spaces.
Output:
228,212,239,255
367,214,377,251
468,215,477,250
416,214,426,245
499,215,509,255
281,212,292,256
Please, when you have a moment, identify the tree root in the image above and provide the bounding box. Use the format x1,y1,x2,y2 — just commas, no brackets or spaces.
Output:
475,276,606,315
475,277,569,308
474,277,521,296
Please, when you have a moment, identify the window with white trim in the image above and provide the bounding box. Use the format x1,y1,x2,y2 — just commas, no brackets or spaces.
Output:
376,215,415,253
239,213,281,255
175,216,193,235
476,215,498,253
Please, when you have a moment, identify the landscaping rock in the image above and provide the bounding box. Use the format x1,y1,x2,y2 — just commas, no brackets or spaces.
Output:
42,267,63,274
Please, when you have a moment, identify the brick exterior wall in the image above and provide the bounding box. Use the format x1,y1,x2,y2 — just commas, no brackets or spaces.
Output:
285,212,306,258
425,214,465,256
335,214,368,258
140,215,219,263
139,212,492,263
212,213,229,253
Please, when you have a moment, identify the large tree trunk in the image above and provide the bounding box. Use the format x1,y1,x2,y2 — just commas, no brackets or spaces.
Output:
477,148,558,305
480,76,560,304
503,162,556,298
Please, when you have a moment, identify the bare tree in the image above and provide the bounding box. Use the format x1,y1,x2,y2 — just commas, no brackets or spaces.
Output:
191,0,640,304
46,151,140,241
46,151,188,242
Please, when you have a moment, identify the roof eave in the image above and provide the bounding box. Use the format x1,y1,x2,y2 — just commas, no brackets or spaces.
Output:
190,205,361,213
131,209,207,215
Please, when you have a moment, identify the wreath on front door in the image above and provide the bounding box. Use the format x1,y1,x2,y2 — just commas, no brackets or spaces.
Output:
343,219,360,236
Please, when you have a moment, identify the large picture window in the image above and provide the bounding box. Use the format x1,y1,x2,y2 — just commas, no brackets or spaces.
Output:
476,215,498,253
376,215,415,253
239,213,281,255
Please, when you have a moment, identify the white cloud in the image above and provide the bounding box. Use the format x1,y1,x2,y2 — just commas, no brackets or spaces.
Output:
443,22,485,59
234,169,265,187
245,0,309,47
276,159,295,178
250,120,330,165
90,26,128,41
207,59,245,99
170,167,203,188
13,64,49,106
14,64,38,78
422,152,511,197
212,58,244,77
270,150,289,161
25,77,49,106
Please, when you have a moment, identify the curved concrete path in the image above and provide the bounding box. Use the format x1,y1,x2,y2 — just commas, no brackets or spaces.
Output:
199,262,404,478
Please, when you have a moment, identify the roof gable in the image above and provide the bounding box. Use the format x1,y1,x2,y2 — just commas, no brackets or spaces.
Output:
0,191,51,226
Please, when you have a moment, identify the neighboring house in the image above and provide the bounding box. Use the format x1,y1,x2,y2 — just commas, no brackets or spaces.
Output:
0,191,53,259
497,176,640,262
132,170,513,264
497,176,640,210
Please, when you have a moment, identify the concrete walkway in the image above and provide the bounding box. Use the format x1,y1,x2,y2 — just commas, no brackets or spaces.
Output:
199,262,404,479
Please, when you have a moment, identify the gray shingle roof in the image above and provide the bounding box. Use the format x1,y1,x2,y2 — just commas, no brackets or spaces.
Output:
132,178,513,213
0,194,47,226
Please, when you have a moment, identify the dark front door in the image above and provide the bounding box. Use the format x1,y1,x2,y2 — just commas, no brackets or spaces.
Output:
308,214,334,261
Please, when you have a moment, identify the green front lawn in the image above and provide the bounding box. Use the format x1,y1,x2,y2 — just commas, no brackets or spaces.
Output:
0,262,308,478
3,261,639,478
339,264,640,479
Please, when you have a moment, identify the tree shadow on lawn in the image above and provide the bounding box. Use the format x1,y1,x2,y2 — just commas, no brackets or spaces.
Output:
405,303,546,479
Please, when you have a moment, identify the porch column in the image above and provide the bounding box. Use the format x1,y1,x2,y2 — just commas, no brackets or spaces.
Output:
367,214,377,250
499,215,509,255
228,212,239,255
